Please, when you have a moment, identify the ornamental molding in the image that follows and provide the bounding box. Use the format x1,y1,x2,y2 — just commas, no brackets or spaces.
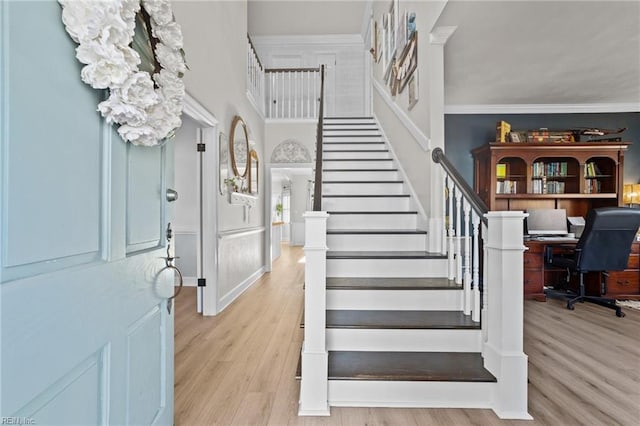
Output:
270,140,312,163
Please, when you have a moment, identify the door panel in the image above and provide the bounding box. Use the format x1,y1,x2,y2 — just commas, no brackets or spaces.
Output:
126,144,164,254
1,2,173,424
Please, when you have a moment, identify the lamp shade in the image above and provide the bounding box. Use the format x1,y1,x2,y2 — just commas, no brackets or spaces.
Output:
623,183,640,205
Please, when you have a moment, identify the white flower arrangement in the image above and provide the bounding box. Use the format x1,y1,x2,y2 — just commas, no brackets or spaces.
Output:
59,0,186,146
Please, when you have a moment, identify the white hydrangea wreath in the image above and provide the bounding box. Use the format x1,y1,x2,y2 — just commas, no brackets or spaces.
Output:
59,0,186,146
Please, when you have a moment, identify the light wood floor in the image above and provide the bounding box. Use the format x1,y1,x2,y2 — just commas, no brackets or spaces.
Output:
175,244,640,425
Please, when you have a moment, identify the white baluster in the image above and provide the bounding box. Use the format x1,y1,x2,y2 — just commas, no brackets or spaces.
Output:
463,198,471,315
455,186,462,285
472,211,481,322
313,71,318,118
447,176,455,280
442,171,447,255
481,222,489,345
295,71,299,118
307,71,311,118
287,71,292,119
270,72,274,118
280,72,284,118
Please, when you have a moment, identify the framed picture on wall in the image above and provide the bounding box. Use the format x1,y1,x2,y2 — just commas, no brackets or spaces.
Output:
398,32,417,93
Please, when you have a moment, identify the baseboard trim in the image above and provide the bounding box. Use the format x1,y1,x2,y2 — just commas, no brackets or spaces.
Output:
217,266,265,312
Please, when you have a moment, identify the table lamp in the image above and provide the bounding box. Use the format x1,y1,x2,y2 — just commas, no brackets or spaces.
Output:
623,183,640,206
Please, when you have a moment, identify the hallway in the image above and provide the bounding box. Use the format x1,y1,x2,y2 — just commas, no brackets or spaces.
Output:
175,244,640,425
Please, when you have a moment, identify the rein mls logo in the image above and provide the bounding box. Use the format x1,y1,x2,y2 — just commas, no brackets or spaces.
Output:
1,418,35,425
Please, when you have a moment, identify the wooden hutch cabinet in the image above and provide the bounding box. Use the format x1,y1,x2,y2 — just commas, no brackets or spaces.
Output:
471,141,629,217
472,141,639,300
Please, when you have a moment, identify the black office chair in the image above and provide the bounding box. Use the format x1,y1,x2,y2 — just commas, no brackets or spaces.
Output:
544,207,640,317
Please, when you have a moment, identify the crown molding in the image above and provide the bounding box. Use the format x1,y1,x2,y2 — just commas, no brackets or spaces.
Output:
444,103,640,115
251,34,364,47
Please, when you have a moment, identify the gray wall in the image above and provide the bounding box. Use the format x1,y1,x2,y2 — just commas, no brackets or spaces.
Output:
444,112,640,186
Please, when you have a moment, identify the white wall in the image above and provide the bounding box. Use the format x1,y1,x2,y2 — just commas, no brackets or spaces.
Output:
252,35,368,116
369,0,448,217
290,175,310,246
173,1,266,313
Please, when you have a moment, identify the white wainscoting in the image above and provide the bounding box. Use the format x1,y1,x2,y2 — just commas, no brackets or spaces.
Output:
217,227,266,312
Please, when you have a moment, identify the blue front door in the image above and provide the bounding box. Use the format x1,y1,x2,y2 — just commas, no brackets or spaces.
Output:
1,1,174,424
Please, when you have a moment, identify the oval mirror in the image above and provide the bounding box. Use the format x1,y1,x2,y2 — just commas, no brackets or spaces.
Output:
229,115,250,178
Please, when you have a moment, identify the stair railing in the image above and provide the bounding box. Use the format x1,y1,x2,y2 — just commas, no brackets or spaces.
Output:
299,65,328,415
432,147,530,419
265,67,321,119
432,148,487,322
246,35,265,115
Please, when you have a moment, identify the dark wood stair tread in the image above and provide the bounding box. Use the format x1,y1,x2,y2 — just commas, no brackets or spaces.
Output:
322,194,409,198
327,310,479,330
327,211,417,215
327,229,426,235
323,180,403,184
323,134,382,137
322,168,398,171
327,251,445,259
323,149,389,152
326,277,460,290
323,158,393,161
328,351,496,382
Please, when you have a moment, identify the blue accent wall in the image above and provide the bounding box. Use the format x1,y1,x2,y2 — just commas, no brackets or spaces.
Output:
444,112,640,186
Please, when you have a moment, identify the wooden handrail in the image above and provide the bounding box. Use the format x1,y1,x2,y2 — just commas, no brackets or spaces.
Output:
246,34,263,71
312,65,325,211
432,147,489,225
265,67,320,73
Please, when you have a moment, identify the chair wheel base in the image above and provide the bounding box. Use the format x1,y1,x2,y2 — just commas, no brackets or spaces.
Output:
566,302,575,310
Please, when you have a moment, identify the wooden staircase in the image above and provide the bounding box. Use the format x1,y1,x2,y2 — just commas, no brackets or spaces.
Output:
300,117,497,411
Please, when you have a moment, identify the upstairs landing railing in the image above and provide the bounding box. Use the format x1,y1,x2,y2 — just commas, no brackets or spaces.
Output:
246,35,321,120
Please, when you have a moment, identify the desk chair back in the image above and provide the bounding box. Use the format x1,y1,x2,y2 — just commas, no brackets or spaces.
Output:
576,207,640,272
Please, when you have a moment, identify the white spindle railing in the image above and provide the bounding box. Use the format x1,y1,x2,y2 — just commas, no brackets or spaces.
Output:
433,147,530,419
246,37,265,115
265,68,320,119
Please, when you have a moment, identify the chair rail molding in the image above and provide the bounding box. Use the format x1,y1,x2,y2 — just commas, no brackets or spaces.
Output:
444,102,640,114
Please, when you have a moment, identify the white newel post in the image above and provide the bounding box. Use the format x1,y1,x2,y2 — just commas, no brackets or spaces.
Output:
483,211,532,420
299,211,330,416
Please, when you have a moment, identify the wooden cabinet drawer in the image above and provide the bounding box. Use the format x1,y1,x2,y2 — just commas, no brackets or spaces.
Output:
606,271,640,295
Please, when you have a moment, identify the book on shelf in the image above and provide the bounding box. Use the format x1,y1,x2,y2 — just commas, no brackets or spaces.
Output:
496,180,517,194
584,161,602,177
496,163,507,179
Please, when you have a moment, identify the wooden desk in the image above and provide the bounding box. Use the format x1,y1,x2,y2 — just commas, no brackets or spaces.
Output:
523,240,640,301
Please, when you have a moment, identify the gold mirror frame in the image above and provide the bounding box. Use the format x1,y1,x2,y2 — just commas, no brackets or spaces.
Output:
249,149,259,194
229,115,250,178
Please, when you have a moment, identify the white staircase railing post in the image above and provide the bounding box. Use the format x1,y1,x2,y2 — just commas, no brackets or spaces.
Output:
471,211,480,322
446,177,455,280
463,199,471,315
441,170,447,255
299,211,330,416
483,211,531,420
454,186,462,284
481,222,489,346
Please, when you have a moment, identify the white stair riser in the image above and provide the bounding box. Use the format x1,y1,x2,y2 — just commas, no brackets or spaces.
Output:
323,151,390,159
323,160,394,170
323,171,399,181
323,182,404,195
327,234,426,251
324,124,379,130
322,136,386,143
327,258,448,278
326,289,461,310
324,119,376,125
322,197,409,211
323,143,386,151
324,130,381,137
327,214,417,230
329,381,494,409
326,329,482,352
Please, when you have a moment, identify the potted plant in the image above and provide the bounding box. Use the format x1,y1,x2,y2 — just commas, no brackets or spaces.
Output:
275,203,283,221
